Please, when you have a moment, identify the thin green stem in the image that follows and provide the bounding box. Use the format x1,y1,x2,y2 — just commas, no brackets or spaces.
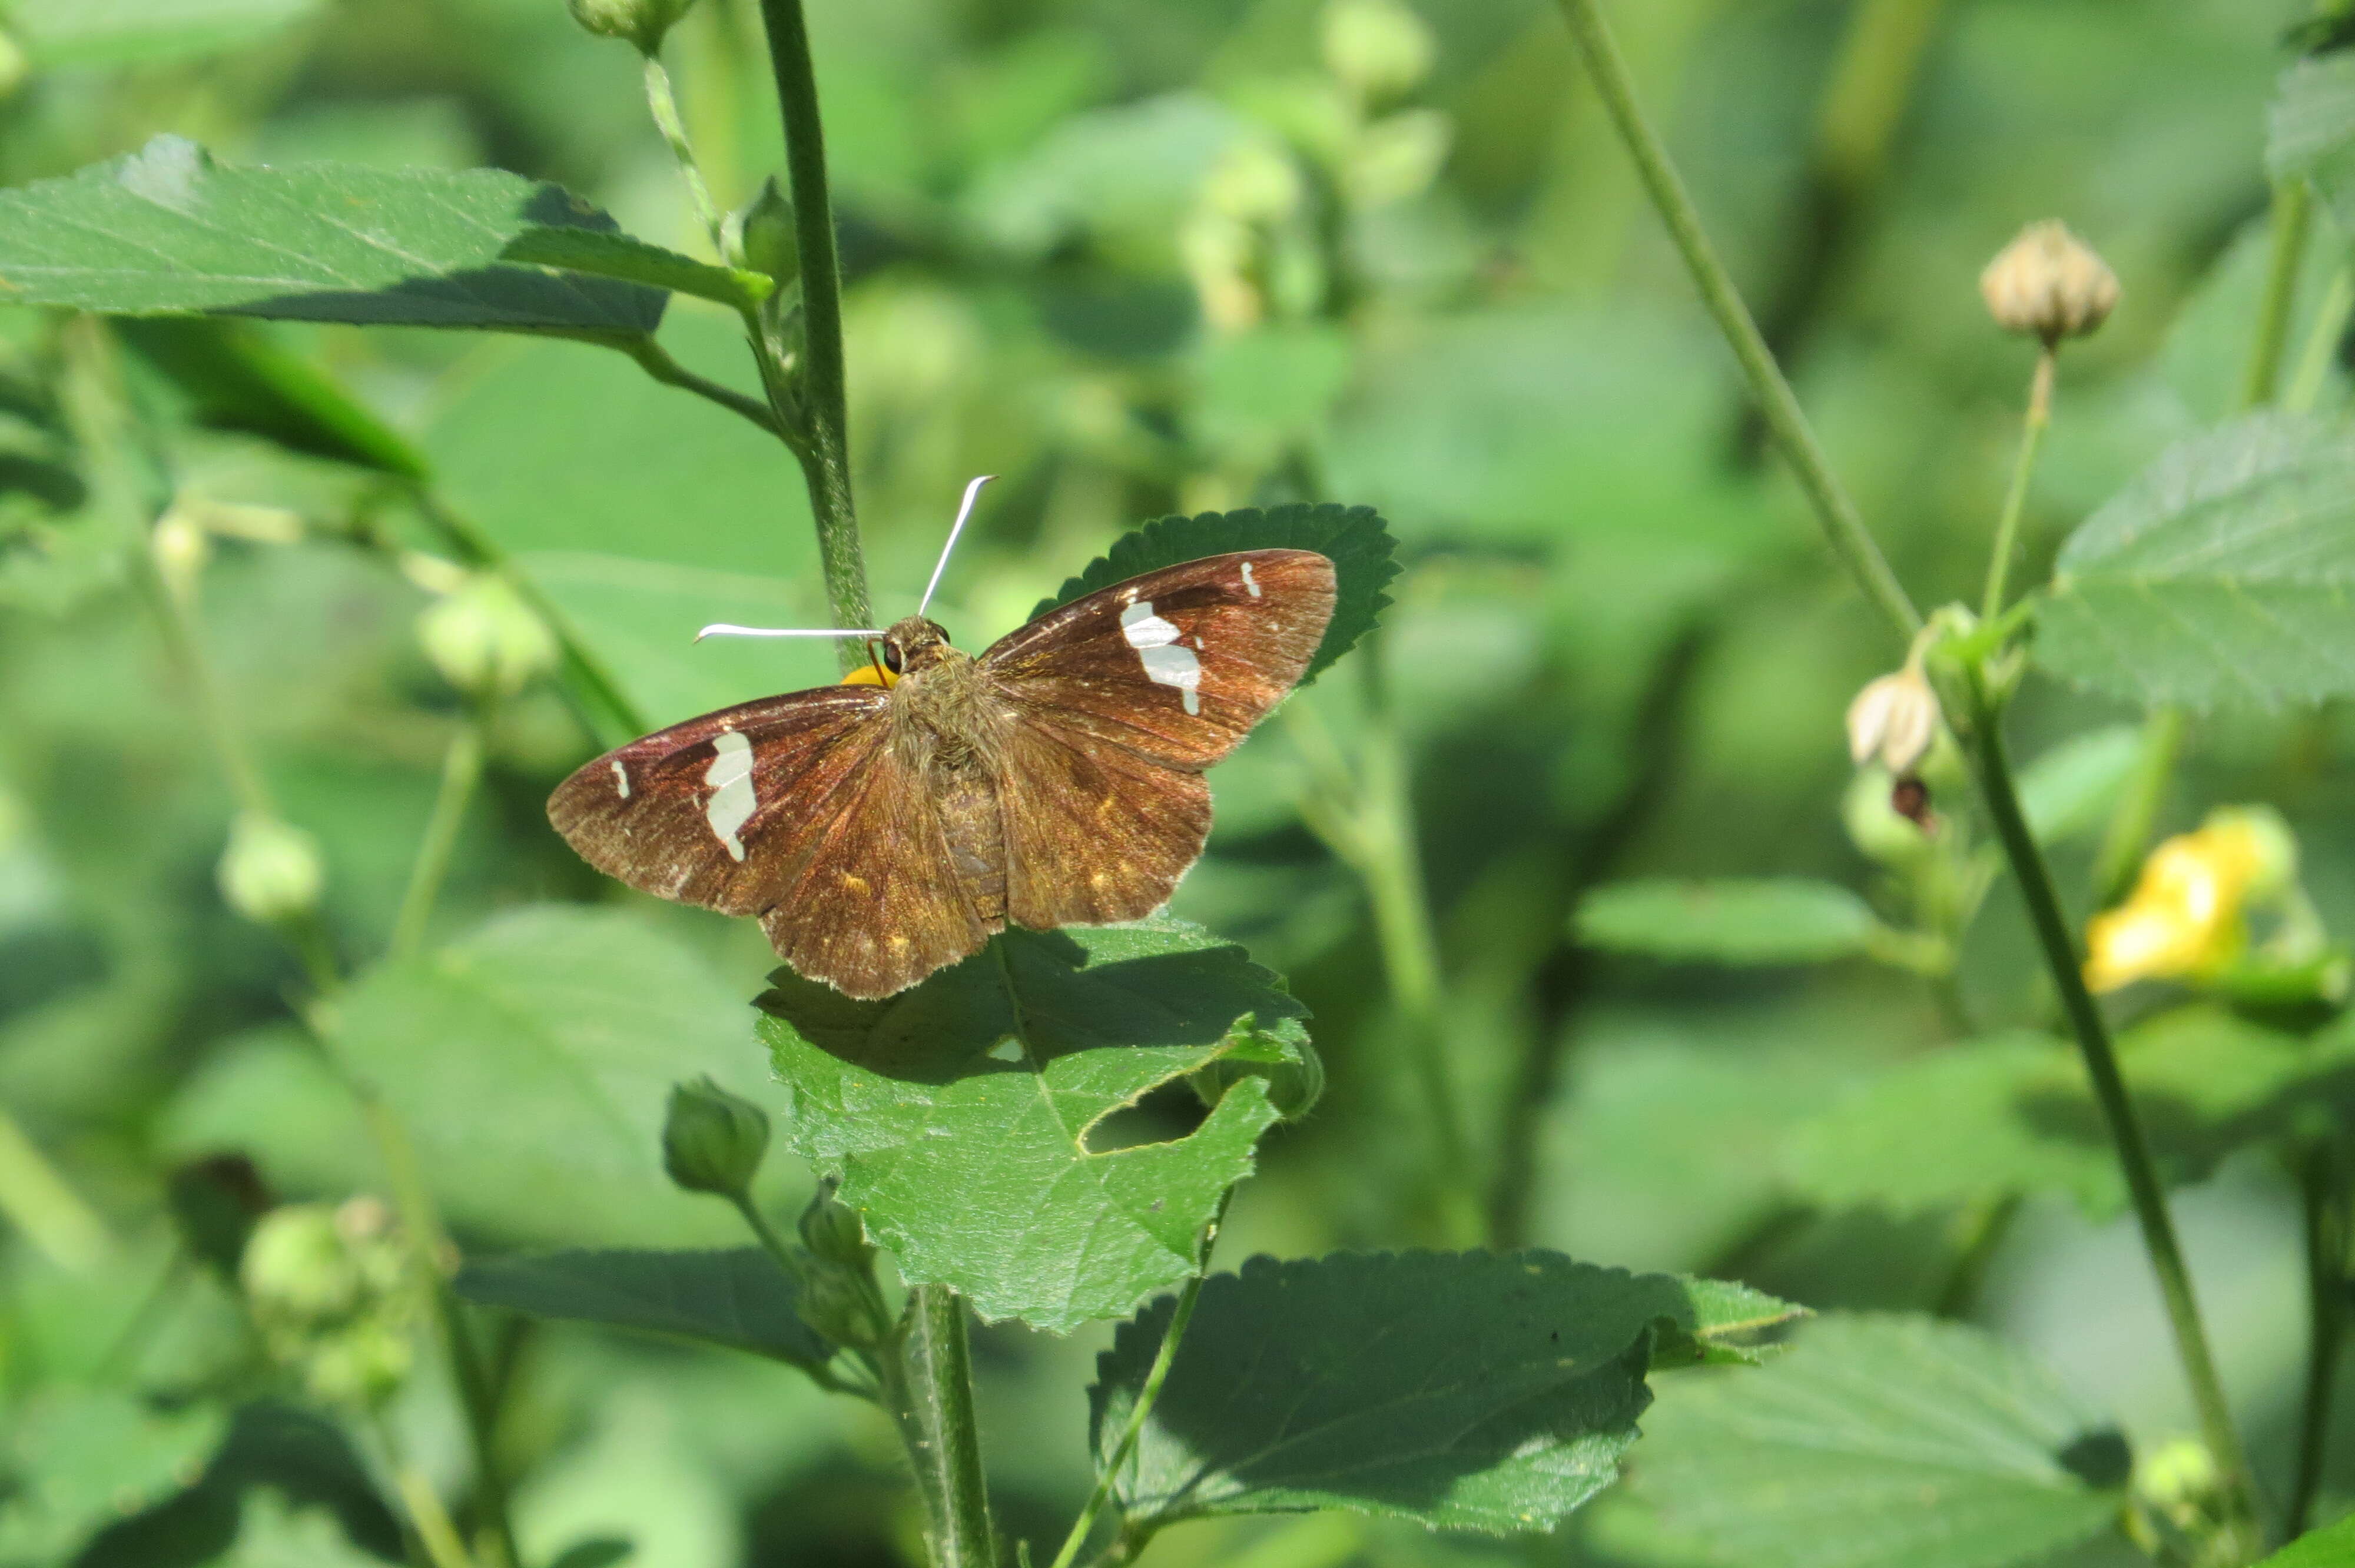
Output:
391,716,487,963
1049,1196,1230,1568
365,1098,520,1568
2285,266,2353,416
1961,689,2259,1552
755,0,873,654
2089,706,2185,910
643,54,727,253
1935,1192,2020,1318
1981,348,2052,622
2241,180,2313,411
2287,1142,2349,1540
1550,0,1919,645
1815,0,1947,198
623,335,782,437
884,1284,996,1568
0,1104,115,1271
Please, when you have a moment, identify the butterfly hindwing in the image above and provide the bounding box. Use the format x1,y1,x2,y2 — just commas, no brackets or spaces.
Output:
994,719,1213,930
757,723,997,999
980,549,1338,770
547,686,890,916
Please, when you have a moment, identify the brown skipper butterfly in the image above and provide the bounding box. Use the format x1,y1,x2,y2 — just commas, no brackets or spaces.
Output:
548,481,1338,999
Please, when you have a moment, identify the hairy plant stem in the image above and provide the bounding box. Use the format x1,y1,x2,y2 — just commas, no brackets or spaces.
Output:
1981,348,2052,622
885,1285,996,1568
1551,5,2260,1543
1551,0,1919,645
2288,1142,2351,1540
1049,1197,1229,1568
2241,179,2313,411
366,1098,520,1568
755,0,872,655
643,53,726,253
1960,687,2259,1550
391,713,488,962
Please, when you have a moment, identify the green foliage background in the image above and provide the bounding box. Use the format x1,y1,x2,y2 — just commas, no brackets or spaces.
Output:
2,0,2350,1565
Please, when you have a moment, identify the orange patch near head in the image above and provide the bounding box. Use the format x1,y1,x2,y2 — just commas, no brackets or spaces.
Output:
843,660,896,689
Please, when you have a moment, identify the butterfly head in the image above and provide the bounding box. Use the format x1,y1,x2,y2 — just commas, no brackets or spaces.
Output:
877,615,958,680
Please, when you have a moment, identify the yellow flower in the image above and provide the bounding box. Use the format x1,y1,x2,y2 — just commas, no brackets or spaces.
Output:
2083,811,2288,992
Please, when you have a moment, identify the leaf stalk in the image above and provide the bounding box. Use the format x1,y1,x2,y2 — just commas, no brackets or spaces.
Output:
755,0,873,656
1980,347,2051,623
391,714,487,962
884,1285,998,1568
1550,0,1920,645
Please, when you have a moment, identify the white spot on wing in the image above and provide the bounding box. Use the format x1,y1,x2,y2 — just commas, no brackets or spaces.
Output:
1240,560,1261,597
704,729,755,862
1120,600,1202,715
609,759,631,799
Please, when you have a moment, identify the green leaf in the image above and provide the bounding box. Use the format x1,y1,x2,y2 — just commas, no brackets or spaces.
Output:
0,1390,227,1563
2016,724,2144,844
455,1248,834,1371
757,919,1305,1331
500,227,774,313
1089,1250,1800,1536
2036,414,2355,709
327,905,779,1248
2270,55,2355,237
2253,1510,2355,1567
1636,1315,2128,1568
0,136,665,341
114,317,429,479
1574,879,1882,965
1783,1013,2355,1221
1028,503,1397,685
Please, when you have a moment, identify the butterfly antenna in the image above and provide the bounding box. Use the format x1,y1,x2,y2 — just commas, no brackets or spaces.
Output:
916,474,996,620
694,624,881,643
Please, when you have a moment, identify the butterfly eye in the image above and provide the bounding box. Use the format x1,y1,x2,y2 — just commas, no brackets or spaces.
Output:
883,642,905,675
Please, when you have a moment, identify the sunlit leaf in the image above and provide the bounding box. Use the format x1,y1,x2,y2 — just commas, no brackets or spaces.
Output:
1030,503,1397,684
2270,54,2355,237
758,920,1305,1331
1637,1315,2128,1568
2036,414,2355,709
2252,1510,2355,1567
16,0,321,67
1089,1251,1802,1535
2016,724,2144,844
0,136,664,340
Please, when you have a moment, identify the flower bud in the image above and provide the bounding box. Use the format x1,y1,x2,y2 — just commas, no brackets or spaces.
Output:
726,175,798,285
417,574,558,700
662,1077,771,1199
798,1180,873,1270
1980,221,2119,345
565,0,697,54
1321,0,1435,107
1846,666,1940,775
0,27,28,101
217,810,326,925
151,506,211,603
2201,805,2296,907
795,1260,887,1350
242,1204,365,1323
2136,1436,2223,1534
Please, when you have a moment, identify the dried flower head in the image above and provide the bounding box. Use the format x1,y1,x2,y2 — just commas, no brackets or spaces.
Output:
1846,665,1940,775
1980,221,2118,345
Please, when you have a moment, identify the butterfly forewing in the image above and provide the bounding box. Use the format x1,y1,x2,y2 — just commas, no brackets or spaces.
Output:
980,549,1337,769
548,686,889,915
